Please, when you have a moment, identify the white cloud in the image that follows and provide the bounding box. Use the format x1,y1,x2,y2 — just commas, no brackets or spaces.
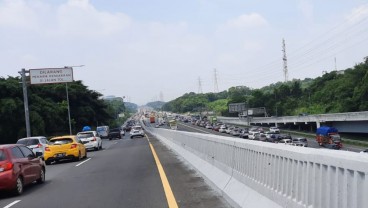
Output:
346,4,368,24
224,13,268,30
0,0,38,29
54,0,132,37
298,0,314,22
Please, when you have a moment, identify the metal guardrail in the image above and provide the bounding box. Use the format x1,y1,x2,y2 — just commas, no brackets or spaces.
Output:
146,126,368,208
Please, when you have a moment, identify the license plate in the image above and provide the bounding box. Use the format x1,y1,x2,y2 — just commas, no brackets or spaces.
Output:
55,153,65,158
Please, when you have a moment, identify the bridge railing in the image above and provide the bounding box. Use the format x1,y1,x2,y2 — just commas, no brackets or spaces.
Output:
146,127,368,208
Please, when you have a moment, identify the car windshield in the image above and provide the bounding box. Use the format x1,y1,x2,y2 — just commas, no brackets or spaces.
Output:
331,135,341,142
0,150,6,161
50,138,73,145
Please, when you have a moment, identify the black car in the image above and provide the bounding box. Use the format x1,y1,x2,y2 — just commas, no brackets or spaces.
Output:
109,128,122,140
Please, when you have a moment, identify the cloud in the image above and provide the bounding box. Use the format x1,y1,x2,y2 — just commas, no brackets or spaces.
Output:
223,13,268,30
54,0,132,37
346,4,368,24
298,0,314,22
0,0,38,29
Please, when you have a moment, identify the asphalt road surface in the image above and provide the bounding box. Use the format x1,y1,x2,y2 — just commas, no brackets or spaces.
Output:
0,132,231,208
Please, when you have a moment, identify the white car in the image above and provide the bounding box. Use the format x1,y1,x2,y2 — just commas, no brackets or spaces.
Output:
269,127,280,133
16,136,49,158
130,126,145,138
219,126,227,133
77,131,102,151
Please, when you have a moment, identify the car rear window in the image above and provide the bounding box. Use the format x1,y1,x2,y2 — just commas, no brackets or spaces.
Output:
16,139,39,145
0,150,6,161
50,138,73,144
78,133,94,138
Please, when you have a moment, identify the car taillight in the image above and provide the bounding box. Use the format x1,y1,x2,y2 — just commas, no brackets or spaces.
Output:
71,144,77,149
92,137,96,141
37,143,42,148
0,162,13,172
45,147,50,151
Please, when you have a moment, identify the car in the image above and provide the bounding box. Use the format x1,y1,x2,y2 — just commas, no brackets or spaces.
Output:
226,126,235,134
212,125,221,131
130,126,145,138
16,136,49,159
96,126,110,139
269,127,280,133
360,149,368,153
230,127,240,136
265,132,280,143
239,129,249,138
248,132,259,140
108,128,122,140
0,144,45,195
77,131,102,151
279,138,292,145
205,124,213,129
44,136,87,165
219,126,227,133
257,133,267,142
292,138,308,147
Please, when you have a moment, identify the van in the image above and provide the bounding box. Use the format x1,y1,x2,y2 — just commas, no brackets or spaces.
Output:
96,126,110,139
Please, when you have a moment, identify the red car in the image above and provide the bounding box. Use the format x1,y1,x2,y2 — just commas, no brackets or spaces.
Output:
0,144,45,195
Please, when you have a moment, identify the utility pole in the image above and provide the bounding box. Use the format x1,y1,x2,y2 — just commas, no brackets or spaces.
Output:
19,68,31,137
214,68,219,93
282,39,288,82
334,57,337,71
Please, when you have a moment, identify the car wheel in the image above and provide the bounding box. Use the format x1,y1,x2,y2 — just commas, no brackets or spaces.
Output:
75,152,81,161
130,136,133,139
45,160,51,165
84,151,88,159
14,177,23,195
94,146,99,151
37,168,45,184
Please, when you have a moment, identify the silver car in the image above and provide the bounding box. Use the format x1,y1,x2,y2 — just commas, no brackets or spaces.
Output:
16,136,49,159
292,138,308,147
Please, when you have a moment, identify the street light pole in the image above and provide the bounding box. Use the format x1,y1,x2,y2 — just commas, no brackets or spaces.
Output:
19,68,31,137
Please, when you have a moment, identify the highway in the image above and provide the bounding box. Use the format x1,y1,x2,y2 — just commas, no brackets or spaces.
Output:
0,132,231,208
172,121,364,152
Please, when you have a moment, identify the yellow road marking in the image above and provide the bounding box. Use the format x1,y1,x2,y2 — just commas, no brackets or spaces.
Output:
146,134,179,208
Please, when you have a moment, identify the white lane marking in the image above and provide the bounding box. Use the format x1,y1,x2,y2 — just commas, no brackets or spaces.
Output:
103,141,119,150
75,158,92,167
3,200,21,208
179,123,211,134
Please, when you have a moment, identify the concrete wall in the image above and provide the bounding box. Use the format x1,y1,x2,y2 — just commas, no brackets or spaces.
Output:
145,126,368,208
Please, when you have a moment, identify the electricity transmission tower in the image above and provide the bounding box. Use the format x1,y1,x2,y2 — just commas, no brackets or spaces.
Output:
198,77,203,94
214,68,219,93
159,91,164,102
282,38,289,82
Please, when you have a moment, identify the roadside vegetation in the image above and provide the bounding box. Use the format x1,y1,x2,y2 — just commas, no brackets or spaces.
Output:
163,57,368,116
0,79,128,144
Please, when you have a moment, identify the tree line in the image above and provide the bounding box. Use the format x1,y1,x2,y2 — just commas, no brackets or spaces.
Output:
0,78,126,144
163,57,368,116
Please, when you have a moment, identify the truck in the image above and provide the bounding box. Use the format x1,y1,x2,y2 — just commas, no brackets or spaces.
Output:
149,116,155,123
169,119,177,130
316,126,342,149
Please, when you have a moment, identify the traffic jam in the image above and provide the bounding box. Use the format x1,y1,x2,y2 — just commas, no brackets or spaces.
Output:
0,121,144,196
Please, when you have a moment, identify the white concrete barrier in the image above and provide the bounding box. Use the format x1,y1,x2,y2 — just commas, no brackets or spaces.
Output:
145,126,368,208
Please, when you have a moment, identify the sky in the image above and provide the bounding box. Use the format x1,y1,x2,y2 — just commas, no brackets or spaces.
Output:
1,0,368,105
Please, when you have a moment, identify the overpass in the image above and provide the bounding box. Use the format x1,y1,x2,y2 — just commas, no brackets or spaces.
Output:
219,111,368,133
144,122,368,208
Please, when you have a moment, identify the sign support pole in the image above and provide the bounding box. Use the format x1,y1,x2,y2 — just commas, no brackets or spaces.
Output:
20,68,31,137
66,82,72,135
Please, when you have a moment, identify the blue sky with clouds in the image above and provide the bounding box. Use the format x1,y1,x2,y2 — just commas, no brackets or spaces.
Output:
1,0,367,104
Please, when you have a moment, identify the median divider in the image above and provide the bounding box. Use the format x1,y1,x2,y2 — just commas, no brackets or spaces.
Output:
143,123,368,208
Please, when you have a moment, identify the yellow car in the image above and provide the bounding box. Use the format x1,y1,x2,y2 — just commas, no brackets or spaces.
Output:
44,136,87,165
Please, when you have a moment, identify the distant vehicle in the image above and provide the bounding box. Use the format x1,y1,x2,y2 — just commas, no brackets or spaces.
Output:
269,127,280,133
130,126,145,138
226,126,235,134
150,116,155,123
292,138,308,147
97,126,110,139
108,128,122,140
239,129,249,138
248,132,259,140
279,138,292,145
205,124,213,129
230,128,240,136
169,120,178,130
0,144,45,195
77,131,102,150
219,125,227,133
316,126,342,149
16,136,49,159
257,133,267,142
45,136,87,165
360,149,368,153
